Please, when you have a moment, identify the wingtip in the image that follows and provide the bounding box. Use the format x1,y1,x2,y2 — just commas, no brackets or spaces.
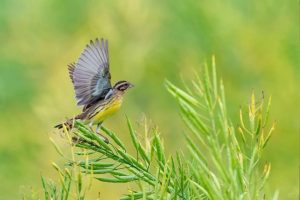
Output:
92,37,108,45
89,37,108,46
89,39,95,46
67,62,76,68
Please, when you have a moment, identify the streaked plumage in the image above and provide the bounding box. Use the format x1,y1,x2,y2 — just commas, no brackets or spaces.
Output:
55,38,133,139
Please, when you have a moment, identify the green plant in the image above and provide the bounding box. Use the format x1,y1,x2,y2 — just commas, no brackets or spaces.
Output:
39,57,277,200
165,57,277,199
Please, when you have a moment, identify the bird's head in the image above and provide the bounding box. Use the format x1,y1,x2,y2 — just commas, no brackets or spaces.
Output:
113,80,134,93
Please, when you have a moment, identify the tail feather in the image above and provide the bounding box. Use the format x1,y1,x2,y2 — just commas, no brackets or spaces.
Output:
54,119,73,130
54,123,64,129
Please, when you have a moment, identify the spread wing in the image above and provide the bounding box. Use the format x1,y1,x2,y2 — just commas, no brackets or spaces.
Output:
68,38,112,107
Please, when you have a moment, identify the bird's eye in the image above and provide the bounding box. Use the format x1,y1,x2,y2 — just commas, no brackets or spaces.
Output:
120,84,129,91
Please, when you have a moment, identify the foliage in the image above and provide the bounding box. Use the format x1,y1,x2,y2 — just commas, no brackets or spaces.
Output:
38,59,277,200
165,57,277,199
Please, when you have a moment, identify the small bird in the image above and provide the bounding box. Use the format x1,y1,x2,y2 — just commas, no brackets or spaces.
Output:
55,38,133,142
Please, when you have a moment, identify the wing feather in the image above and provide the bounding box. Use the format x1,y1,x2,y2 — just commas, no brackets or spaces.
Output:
68,63,76,83
69,38,112,106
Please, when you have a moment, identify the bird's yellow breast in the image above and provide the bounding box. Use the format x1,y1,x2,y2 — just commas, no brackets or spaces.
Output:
92,97,123,124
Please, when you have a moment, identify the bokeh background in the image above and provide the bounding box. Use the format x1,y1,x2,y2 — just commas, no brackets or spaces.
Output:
0,0,298,199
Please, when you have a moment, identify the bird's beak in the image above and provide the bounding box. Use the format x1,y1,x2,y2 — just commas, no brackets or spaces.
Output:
129,83,134,88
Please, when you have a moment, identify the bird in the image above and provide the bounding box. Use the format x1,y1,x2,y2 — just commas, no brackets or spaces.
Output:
55,38,133,142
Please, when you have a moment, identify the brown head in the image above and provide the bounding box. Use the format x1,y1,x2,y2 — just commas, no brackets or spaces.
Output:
113,80,134,93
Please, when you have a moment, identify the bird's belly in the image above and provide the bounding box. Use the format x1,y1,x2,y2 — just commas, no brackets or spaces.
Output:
92,100,122,124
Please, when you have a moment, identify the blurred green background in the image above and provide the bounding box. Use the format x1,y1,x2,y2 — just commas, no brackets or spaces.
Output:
0,0,298,199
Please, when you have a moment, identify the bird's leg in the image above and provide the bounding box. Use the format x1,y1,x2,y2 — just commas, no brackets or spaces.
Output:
89,122,94,132
95,122,102,133
96,123,109,144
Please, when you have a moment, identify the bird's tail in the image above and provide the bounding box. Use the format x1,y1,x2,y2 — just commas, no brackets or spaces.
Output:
54,119,74,130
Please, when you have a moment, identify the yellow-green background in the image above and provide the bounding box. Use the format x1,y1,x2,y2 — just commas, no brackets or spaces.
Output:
0,0,298,199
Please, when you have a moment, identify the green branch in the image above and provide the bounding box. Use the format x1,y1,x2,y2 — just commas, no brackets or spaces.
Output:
36,57,277,200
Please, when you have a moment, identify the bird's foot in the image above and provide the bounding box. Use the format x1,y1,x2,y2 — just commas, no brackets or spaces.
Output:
96,130,109,144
